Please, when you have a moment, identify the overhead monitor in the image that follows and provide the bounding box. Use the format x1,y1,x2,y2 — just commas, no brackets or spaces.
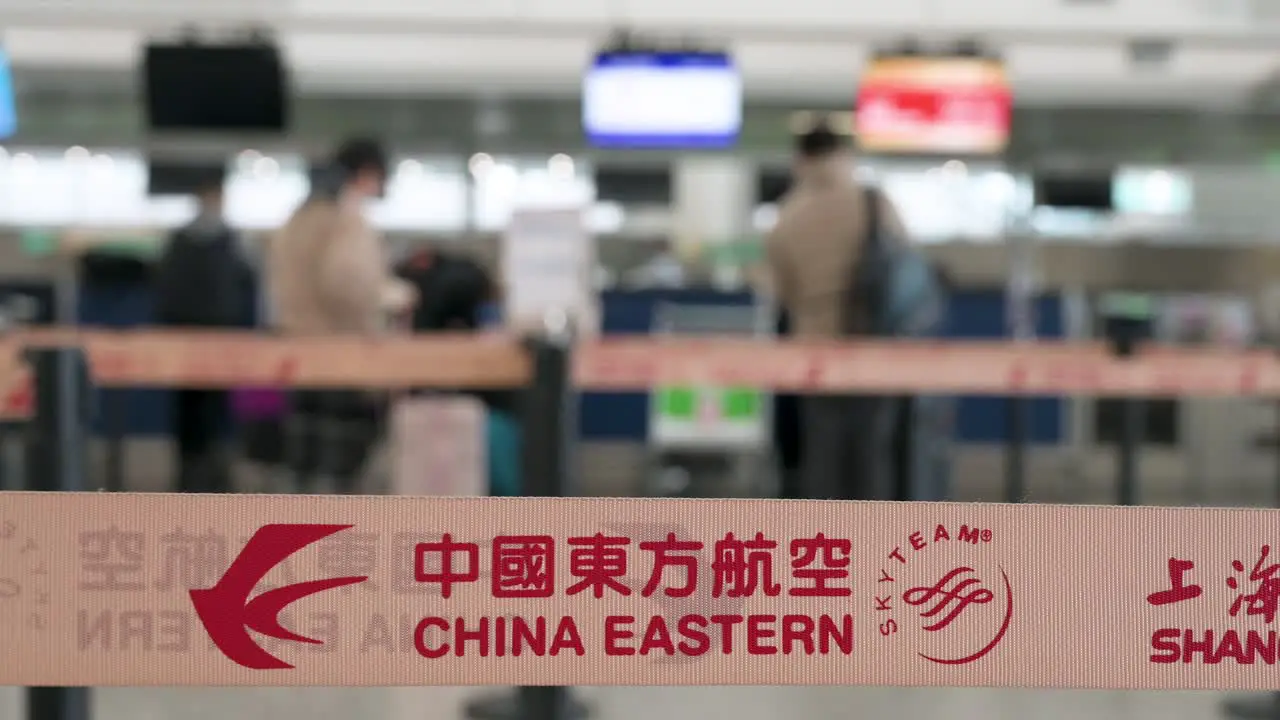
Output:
142,42,289,131
146,160,226,196
593,166,674,204
855,55,1012,155
0,46,16,139
1034,174,1115,211
756,169,792,205
583,50,742,149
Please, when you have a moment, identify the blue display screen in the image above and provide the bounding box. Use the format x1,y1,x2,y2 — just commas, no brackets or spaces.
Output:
583,51,742,149
0,49,15,139
591,52,734,69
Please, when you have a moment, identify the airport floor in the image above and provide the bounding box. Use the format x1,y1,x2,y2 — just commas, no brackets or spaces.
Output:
0,685,1255,720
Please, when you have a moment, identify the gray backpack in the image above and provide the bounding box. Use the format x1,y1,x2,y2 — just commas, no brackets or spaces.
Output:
845,186,943,337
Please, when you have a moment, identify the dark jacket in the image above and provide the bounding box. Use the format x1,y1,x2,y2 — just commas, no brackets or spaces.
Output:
395,250,516,415
154,215,255,327
397,250,493,332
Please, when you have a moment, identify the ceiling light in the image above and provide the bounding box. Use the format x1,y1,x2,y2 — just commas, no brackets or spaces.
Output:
941,160,969,177
469,153,495,177
548,154,575,179
253,157,279,178
489,163,518,185
237,149,262,172
397,159,424,178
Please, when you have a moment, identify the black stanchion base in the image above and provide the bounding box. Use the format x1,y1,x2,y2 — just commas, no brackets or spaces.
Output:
1222,694,1280,719
463,689,588,720
27,687,89,720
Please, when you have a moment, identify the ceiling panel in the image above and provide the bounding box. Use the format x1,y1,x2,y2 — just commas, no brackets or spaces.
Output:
0,0,285,10
521,0,617,22
291,0,522,21
1005,45,1130,80
950,0,1228,31
620,0,927,29
0,0,1275,44
2,5,1278,108
1171,46,1280,77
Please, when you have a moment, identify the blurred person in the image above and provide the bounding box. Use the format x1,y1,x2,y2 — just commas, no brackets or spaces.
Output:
153,170,255,493
626,238,687,288
397,246,493,333
395,247,521,496
764,119,915,500
266,138,416,494
773,308,803,499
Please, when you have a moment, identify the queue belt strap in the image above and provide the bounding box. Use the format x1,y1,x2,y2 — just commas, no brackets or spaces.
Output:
0,492,1273,688
3,331,1280,395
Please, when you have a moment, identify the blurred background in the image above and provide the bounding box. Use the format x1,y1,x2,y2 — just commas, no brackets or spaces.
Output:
4,0,1280,718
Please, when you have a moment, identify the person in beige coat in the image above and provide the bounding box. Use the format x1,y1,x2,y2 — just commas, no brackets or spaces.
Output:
266,138,415,493
268,139,414,335
764,121,909,501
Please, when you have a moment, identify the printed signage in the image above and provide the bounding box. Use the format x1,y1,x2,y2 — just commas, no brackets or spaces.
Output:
3,493,1280,688
502,207,598,334
855,57,1012,155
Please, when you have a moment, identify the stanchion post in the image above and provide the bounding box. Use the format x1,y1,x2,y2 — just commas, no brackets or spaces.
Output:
1109,322,1143,507
103,390,124,492
465,318,587,720
1003,231,1036,504
1004,396,1027,503
520,334,574,498
1218,399,1280,717
1,294,40,491
1223,693,1280,719
24,347,91,720
519,331,575,720
1268,390,1280,509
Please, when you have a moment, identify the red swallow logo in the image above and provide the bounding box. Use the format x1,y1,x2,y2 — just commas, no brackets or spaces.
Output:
190,524,367,670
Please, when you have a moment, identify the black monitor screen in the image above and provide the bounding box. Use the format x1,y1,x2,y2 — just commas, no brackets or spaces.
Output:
1034,175,1115,210
593,167,673,205
143,43,288,131
146,160,226,196
757,170,791,205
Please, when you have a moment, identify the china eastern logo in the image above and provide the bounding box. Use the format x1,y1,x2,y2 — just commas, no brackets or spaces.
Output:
190,524,368,670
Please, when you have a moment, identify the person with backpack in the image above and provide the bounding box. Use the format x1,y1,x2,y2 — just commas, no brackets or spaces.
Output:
765,118,942,501
153,170,255,493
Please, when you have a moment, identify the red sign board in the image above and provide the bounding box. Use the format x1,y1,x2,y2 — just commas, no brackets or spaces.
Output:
855,57,1012,155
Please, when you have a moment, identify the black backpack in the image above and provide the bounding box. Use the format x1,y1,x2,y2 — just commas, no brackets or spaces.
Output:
154,224,251,327
397,251,493,332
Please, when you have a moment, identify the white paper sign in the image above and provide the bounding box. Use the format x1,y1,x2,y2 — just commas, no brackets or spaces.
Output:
391,396,486,497
502,207,598,334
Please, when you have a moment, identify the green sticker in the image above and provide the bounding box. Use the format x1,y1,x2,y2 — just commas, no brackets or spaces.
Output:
658,388,697,419
721,389,759,419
